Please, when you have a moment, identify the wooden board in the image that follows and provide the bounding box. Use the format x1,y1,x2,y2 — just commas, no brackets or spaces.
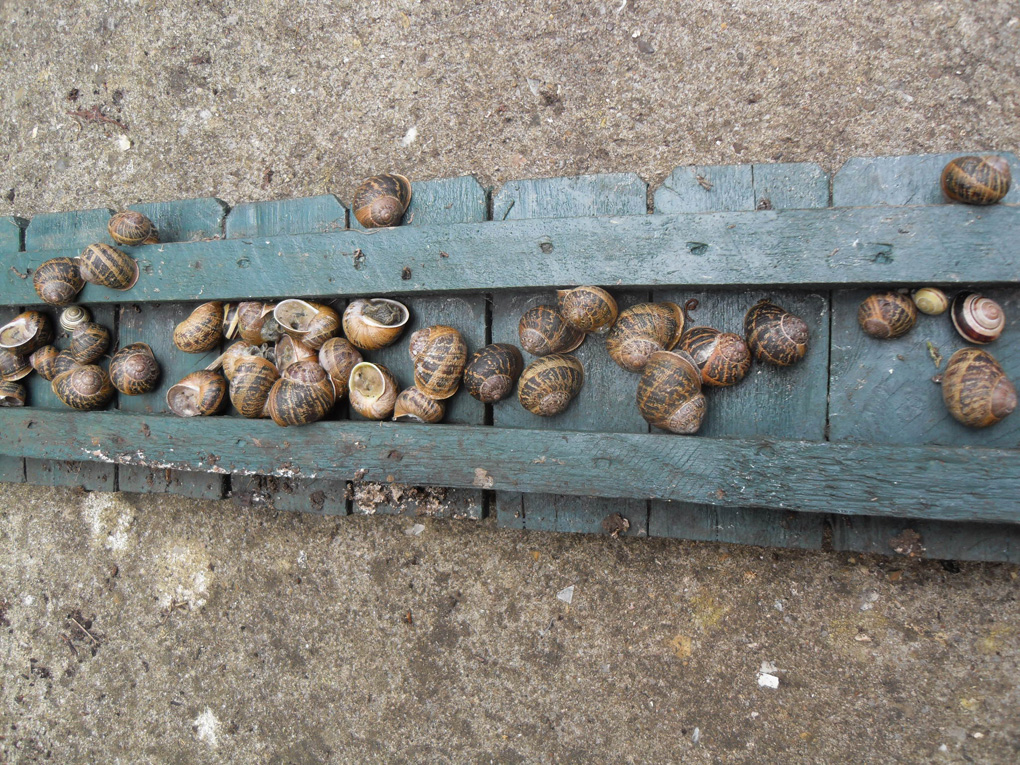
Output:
0,216,28,483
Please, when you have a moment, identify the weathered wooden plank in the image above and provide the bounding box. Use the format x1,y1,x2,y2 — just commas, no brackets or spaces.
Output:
225,195,346,239
655,164,755,213
0,216,27,483
350,175,487,229
829,516,1020,564
492,174,648,220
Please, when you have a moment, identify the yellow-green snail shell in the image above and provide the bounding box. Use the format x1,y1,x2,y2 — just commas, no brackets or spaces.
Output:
78,243,139,290
167,370,228,417
636,350,707,435
951,292,1005,345
108,210,158,246
0,348,31,382
229,356,280,419
173,302,224,353
942,348,1016,428
52,364,114,411
318,337,362,398
518,304,586,357
0,380,26,407
678,327,752,387
857,292,917,340
941,155,1012,206
266,361,336,427
911,288,949,316
0,310,54,356
353,173,412,228
109,343,161,396
33,257,85,306
273,299,340,350
409,325,467,400
29,345,61,381
517,353,585,417
348,361,399,420
393,387,445,423
463,343,524,403
605,302,685,373
59,305,92,332
744,299,810,365
557,286,619,334
342,298,410,351
69,322,112,365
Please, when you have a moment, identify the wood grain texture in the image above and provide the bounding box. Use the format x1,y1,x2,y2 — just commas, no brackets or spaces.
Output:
829,515,1020,564
0,216,27,482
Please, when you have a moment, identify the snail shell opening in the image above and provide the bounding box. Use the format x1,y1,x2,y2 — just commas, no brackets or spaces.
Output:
0,311,52,354
348,361,398,419
343,299,410,350
0,380,26,407
166,371,227,417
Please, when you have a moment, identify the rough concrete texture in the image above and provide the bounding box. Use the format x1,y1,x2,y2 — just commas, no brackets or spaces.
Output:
1,0,1019,762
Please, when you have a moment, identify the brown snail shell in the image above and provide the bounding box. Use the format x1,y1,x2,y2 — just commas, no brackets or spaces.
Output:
941,348,1016,428
637,350,707,435
52,364,114,411
207,341,265,381
33,257,85,306
393,387,445,423
0,310,54,355
230,356,280,419
59,305,92,332
109,343,161,396
108,210,158,246
0,380,26,407
941,155,1012,206
605,302,685,373
517,353,584,417
274,334,317,373
518,304,586,357
221,303,239,340
273,299,340,350
78,243,139,290
463,343,524,403
236,302,279,344
353,173,412,228
166,370,228,417
318,337,362,398
0,348,31,382
557,286,619,334
744,299,809,365
52,349,81,379
409,325,467,400
342,298,410,351
173,302,224,353
951,292,1005,345
29,345,61,381
266,361,336,427
911,288,949,316
678,327,752,387
348,361,399,420
857,292,917,340
69,322,111,365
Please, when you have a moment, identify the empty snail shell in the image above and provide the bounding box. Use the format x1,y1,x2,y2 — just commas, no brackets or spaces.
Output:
941,155,1012,206
236,301,279,344
911,287,950,316
605,302,685,373
342,298,410,351
393,387,445,423
275,334,317,373
0,310,53,355
29,345,61,381
678,327,752,387
109,343,161,396
0,348,31,382
230,356,280,419
353,173,412,228
173,302,224,353
207,341,265,381
637,350,707,435
0,380,25,407
221,303,239,340
349,361,399,420
409,325,467,400
744,299,809,365
517,353,584,417
78,243,139,290
557,286,619,334
59,305,92,332
166,370,228,417
518,304,586,357
52,349,80,379
941,348,1016,428
52,364,114,411
463,343,524,403
32,257,84,306
318,337,362,398
108,210,158,246
267,361,336,427
857,292,917,340
951,292,1005,345
69,322,111,365
273,299,340,350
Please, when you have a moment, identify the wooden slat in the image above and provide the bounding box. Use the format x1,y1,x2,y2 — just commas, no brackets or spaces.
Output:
0,216,28,483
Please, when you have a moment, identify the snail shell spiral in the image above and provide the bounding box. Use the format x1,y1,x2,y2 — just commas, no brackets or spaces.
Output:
605,302,685,373
951,292,1005,345
517,353,584,417
78,243,139,290
109,343,161,396
0,380,26,407
32,257,85,306
518,304,586,357
941,155,1012,206
108,210,158,246
174,302,224,353
353,174,412,228
410,325,467,400
393,387,445,423
69,322,112,365
59,305,92,332
941,348,1016,428
636,350,707,435
52,364,114,411
857,292,917,340
318,337,363,398
557,286,619,334
343,298,410,351
29,345,61,381
678,327,752,387
463,343,524,403
911,287,949,316
266,360,335,427
744,299,809,365
167,370,228,417
348,362,399,420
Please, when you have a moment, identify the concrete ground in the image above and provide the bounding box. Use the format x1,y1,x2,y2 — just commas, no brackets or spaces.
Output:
2,1,1019,762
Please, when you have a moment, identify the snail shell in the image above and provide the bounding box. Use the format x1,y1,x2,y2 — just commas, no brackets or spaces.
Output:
353,173,412,228
463,343,524,403
0,310,54,355
678,327,752,387
109,343,161,396
0,348,31,382
166,370,228,417
0,380,26,407
857,292,917,340
275,334,317,374
266,361,336,427
207,341,265,381
108,210,158,246
557,286,619,334
173,302,224,353
318,337,362,398
222,303,239,340
951,292,1005,345
605,302,685,373
744,299,809,365
518,304,586,357
409,325,467,400
52,349,81,379
229,356,279,419
517,353,584,417
273,299,340,350
941,348,1016,428
237,302,279,344
78,243,139,290
636,350,707,435
348,361,399,420
941,155,1012,206
69,322,111,365
342,298,410,351
32,257,84,306
59,305,92,332
911,287,950,316
52,364,114,411
393,387,445,423
29,345,61,381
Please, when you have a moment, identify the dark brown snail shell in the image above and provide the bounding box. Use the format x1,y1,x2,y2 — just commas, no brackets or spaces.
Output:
744,299,809,365
78,243,139,290
557,286,619,334
393,387,445,423
349,362,399,420
173,302,224,353
32,257,85,306
951,292,1005,344
0,380,26,407
266,361,335,427
353,173,412,228
0,348,31,382
230,356,280,419
941,348,1016,428
342,298,410,350
109,343,161,396
167,370,228,417
273,299,340,350
29,345,61,381
463,343,524,403
518,304,586,357
52,364,114,411
409,325,467,400
605,302,685,373
678,327,752,387
941,155,1012,206
108,210,158,246
636,350,707,435
857,292,917,340
517,353,584,417
69,322,112,365
59,305,91,332
318,337,362,398
236,302,279,344
0,310,53,356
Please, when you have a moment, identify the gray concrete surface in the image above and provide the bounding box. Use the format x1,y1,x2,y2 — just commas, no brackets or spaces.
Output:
1,1,1019,762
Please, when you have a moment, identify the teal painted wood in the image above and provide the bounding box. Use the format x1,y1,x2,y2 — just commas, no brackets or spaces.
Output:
492,173,650,536
351,175,487,230
226,195,346,239
655,164,755,213
829,516,1020,564
0,216,27,482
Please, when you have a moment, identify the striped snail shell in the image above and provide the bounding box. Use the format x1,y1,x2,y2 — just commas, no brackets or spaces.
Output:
318,337,362,398
911,287,949,316
0,310,54,356
951,292,1005,344
275,334,317,374
348,361,399,420
941,155,1011,206
52,349,81,379
636,350,707,435
518,304,586,357
236,302,279,344
678,327,752,387
463,343,524,403
857,292,917,340
393,387,445,423
69,322,111,365
941,348,1016,428
109,343,161,396
517,353,584,417
409,325,467,400
744,299,809,365
29,345,61,381
273,299,340,350
229,356,279,419
266,361,335,427
166,370,228,417
605,302,685,373
108,210,158,246
557,286,619,333
78,243,139,290
52,364,114,411
173,302,224,353
0,348,31,382
207,341,265,382
353,173,412,228
342,298,410,351
59,305,92,332
0,380,26,407
32,257,85,306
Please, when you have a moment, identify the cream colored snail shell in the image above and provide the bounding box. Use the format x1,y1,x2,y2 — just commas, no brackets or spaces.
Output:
52,364,114,411
108,210,158,246
353,173,412,228
342,298,410,351
273,299,340,350
393,387,445,423
0,380,26,407
266,360,335,427
941,347,1016,428
167,370,228,417
409,325,467,400
32,257,85,306
517,353,584,417
59,305,92,332
557,286,619,334
951,292,1005,345
911,287,949,316
173,302,224,353
0,310,54,356
349,361,399,420
636,350,707,435
78,243,139,290
109,343,161,396
605,302,685,373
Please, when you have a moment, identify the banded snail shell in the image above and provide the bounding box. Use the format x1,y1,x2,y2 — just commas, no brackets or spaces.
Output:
69,322,111,365
0,310,54,355
353,173,412,228
517,353,584,417
78,243,139,290
59,305,92,332
518,304,585,357
209,341,265,382
0,380,25,407
744,299,809,365
236,302,278,344
173,302,224,353
605,302,685,373
393,387,445,423
0,348,31,382
275,334,317,373
29,345,61,381
52,364,114,411
109,343,161,396
636,350,707,435
911,287,949,316
941,155,1012,206
858,292,917,340
273,299,340,350
557,286,619,333
318,337,362,398
229,356,279,419
52,349,80,379
342,298,410,351
266,361,335,427
166,370,228,417
951,292,1005,345
410,325,467,400
349,362,399,420
463,343,524,403
941,348,1016,428
108,210,158,246
32,257,85,306
678,327,752,387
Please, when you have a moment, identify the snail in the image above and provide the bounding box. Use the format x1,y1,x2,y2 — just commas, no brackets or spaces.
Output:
207,341,265,381
605,302,685,373
911,287,950,316
941,155,1012,206
951,292,1005,344
78,243,139,290
353,173,412,228
266,360,335,427
518,304,586,356
744,299,809,365
275,334,317,373
173,302,224,353
229,356,280,418
342,298,410,350
59,305,92,332
107,210,158,246
221,303,240,340
857,292,917,340
463,343,524,403
636,350,707,435
109,343,161,395
166,370,228,417
678,327,752,387
557,286,619,333
517,353,584,417
318,337,362,398
52,349,81,379
236,301,280,344
941,348,1016,428
273,299,340,350
0,380,25,407
0,310,54,356
348,361,399,420
0,348,31,382
29,345,61,381
32,257,84,306
409,325,467,400
52,364,114,411
393,387,445,423
69,322,111,365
